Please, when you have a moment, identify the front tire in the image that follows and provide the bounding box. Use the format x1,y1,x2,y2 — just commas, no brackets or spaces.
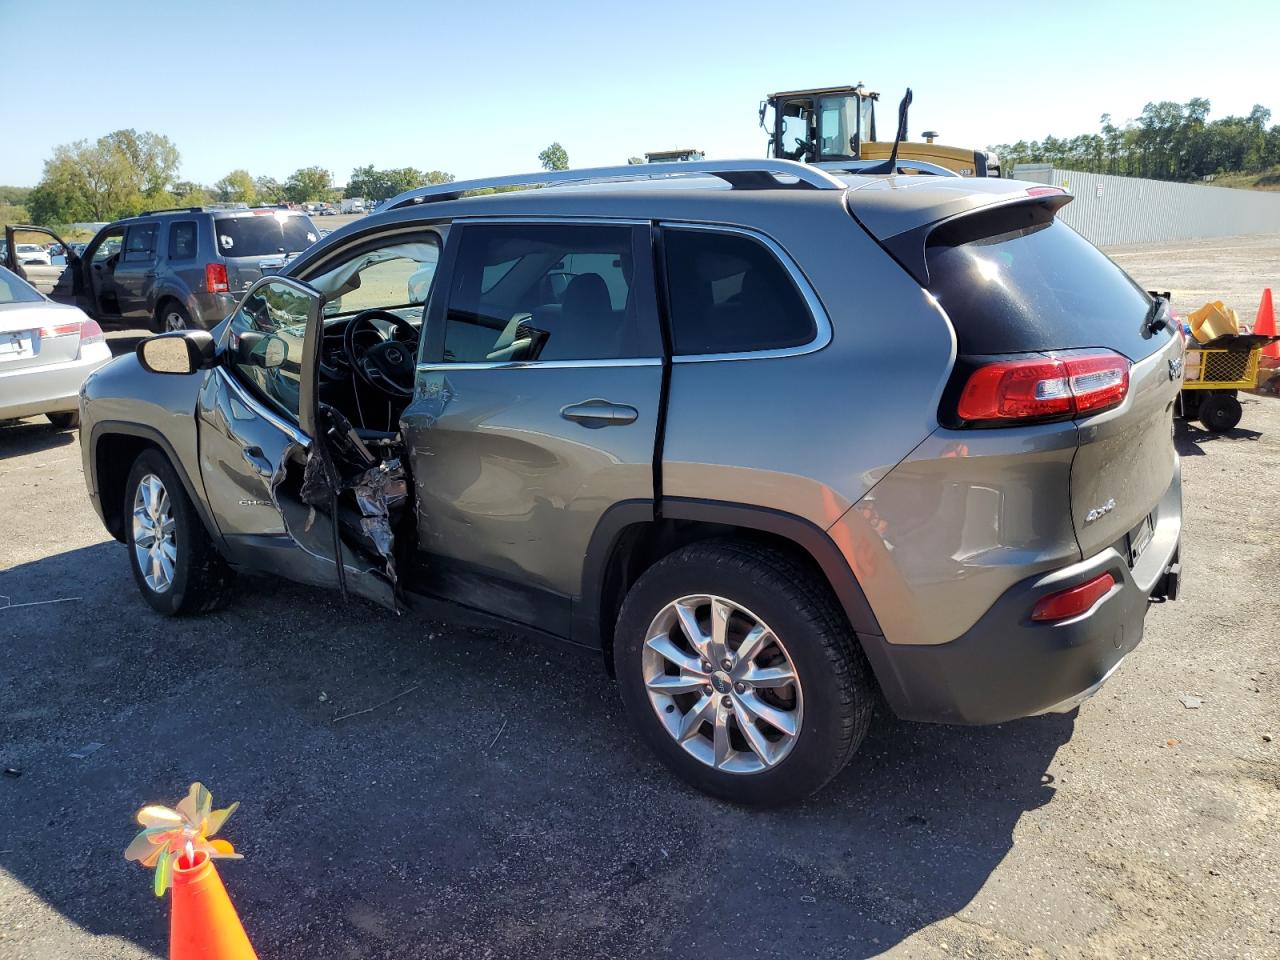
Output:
614,539,874,805
124,449,231,615
46,411,79,430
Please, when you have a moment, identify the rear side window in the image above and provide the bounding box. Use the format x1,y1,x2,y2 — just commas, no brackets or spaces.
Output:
927,213,1154,359
216,215,318,258
123,223,158,262
441,223,658,363
168,221,197,260
662,228,816,355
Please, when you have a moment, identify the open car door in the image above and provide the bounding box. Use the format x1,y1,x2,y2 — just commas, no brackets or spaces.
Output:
3,225,90,309
194,276,409,611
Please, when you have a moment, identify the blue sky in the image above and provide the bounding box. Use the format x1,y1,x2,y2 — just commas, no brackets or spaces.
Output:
2,0,1277,187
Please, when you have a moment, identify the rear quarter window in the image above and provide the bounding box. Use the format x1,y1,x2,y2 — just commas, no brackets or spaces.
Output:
662,228,816,356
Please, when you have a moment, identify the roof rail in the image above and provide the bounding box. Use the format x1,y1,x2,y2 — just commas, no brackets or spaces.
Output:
137,206,206,216
384,158,848,211
816,159,961,178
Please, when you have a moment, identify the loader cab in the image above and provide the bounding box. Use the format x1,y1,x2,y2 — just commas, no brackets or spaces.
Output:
764,85,878,163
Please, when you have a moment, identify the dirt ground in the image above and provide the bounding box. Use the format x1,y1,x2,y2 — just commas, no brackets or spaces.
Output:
1,235,1278,959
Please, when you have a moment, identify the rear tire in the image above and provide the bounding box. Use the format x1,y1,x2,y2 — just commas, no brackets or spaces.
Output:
613,539,874,806
46,411,79,430
124,448,232,615
1198,392,1242,433
154,300,192,333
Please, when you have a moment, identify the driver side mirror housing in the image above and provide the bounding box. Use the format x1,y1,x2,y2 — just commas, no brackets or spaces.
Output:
137,330,218,375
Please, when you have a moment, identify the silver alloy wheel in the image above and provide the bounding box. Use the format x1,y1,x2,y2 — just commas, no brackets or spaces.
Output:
132,473,177,594
643,594,803,774
164,310,187,332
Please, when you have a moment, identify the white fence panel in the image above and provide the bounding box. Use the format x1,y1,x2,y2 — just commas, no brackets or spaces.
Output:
1010,165,1280,246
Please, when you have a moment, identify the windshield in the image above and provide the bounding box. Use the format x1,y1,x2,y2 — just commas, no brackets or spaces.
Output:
0,265,44,304
215,214,318,258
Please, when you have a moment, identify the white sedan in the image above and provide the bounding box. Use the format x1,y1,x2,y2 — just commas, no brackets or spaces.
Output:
13,243,52,266
0,265,112,429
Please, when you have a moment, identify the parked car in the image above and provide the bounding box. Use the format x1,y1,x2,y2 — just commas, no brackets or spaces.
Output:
3,208,320,333
78,159,1183,804
14,243,51,266
0,264,111,429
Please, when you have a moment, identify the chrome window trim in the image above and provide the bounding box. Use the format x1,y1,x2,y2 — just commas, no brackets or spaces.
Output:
658,222,833,363
452,215,649,227
213,365,310,447
417,357,661,372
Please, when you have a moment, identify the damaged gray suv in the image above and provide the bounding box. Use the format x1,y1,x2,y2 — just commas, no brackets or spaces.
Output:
79,159,1183,805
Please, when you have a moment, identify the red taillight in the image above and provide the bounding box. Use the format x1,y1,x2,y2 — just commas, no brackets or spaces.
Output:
39,321,82,339
1026,185,1066,197
957,350,1129,424
206,262,229,293
80,318,105,345
1031,572,1116,622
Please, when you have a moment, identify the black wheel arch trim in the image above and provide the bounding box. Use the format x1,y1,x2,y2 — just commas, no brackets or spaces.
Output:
89,420,224,548
574,497,884,650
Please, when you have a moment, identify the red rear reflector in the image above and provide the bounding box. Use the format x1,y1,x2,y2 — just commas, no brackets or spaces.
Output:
206,262,229,293
1026,186,1066,197
1031,572,1116,622
80,318,105,345
39,321,82,338
957,351,1129,424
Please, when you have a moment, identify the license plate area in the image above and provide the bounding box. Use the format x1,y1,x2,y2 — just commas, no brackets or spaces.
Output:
0,331,34,361
1128,513,1155,566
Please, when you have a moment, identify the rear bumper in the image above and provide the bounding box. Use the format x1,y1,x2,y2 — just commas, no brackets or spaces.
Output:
0,346,111,419
863,465,1182,725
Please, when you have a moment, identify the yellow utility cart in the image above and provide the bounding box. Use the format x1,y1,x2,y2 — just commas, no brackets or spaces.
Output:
1181,336,1275,432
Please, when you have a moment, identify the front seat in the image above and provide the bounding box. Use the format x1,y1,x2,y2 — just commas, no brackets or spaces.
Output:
544,273,616,360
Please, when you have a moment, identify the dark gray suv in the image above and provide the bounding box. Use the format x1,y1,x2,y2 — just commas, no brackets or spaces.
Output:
4,207,320,332
77,159,1183,804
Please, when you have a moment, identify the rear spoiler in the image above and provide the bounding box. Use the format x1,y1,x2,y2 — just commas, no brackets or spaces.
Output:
845,180,1073,287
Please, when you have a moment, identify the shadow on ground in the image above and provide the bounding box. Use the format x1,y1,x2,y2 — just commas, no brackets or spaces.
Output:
0,543,1072,959
0,419,76,460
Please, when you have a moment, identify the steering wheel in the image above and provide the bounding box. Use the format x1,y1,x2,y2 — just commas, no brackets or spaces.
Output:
343,309,419,398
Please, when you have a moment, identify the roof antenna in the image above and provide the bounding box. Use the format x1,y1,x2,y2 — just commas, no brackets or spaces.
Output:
863,88,912,175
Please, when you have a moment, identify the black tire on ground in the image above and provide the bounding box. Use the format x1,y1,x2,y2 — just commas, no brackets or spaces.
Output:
1198,393,1243,433
46,411,79,430
613,538,875,806
123,448,232,615
153,300,192,333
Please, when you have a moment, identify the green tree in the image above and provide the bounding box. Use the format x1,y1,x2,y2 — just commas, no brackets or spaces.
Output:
25,129,181,223
283,166,334,203
254,176,286,204
539,142,569,171
213,169,257,204
345,165,453,201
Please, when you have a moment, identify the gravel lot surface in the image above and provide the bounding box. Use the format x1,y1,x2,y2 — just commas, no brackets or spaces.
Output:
1,236,1278,959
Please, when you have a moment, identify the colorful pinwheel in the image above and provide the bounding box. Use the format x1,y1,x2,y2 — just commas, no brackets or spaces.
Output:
124,782,242,896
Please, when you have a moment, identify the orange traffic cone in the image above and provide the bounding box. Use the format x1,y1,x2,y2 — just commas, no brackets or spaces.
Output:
1256,288,1279,364
170,851,259,960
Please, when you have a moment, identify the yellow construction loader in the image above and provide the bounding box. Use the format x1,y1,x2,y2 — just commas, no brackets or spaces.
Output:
762,84,999,177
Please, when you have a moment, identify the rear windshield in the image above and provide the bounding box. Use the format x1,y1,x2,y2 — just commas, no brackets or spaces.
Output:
0,265,43,304
215,214,318,258
927,213,1156,360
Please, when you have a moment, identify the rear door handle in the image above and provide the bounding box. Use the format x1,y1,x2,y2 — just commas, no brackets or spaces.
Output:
241,445,274,477
560,399,639,428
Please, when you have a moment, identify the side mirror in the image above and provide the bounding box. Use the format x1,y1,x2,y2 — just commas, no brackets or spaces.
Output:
137,330,217,375
236,330,289,369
